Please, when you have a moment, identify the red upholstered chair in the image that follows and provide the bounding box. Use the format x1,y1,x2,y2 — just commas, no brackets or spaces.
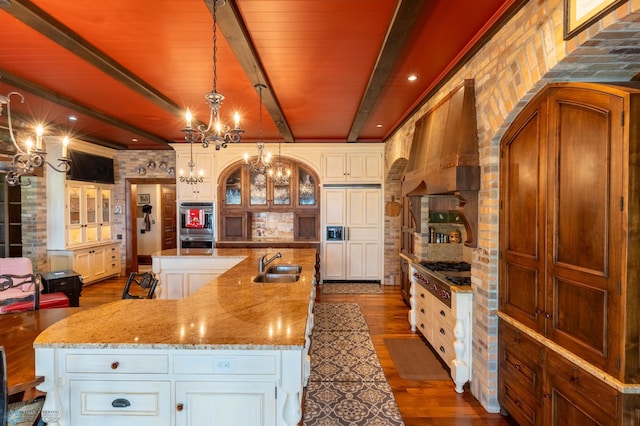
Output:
0,257,69,314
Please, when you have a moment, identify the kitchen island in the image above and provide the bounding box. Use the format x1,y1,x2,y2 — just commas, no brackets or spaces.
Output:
34,248,317,426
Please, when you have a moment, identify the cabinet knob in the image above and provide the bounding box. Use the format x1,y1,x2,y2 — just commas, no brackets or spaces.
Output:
439,346,445,353
111,361,119,370
420,308,425,314
439,328,446,335
176,403,184,412
545,312,552,319
440,310,446,317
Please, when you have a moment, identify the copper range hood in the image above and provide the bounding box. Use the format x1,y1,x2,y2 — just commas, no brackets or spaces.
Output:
402,79,479,247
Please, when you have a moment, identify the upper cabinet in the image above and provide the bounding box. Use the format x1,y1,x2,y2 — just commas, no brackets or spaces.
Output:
322,152,382,183
66,182,113,247
175,148,214,201
46,142,117,251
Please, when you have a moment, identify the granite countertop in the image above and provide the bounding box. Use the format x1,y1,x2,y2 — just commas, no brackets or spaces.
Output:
34,248,317,351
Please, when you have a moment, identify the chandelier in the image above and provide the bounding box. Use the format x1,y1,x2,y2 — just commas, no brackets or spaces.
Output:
179,130,204,185
182,0,243,150
268,140,290,184
0,91,71,187
244,84,272,174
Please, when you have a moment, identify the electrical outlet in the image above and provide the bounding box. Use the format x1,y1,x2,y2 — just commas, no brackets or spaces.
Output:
214,359,235,372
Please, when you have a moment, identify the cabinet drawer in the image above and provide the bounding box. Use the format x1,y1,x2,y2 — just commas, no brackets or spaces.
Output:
431,331,454,367
432,302,455,330
70,380,171,426
432,315,454,342
66,354,169,374
173,354,277,376
499,321,543,366
501,382,539,426
546,350,618,418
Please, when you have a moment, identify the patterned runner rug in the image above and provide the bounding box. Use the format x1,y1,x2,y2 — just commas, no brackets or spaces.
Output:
320,283,384,294
304,303,404,425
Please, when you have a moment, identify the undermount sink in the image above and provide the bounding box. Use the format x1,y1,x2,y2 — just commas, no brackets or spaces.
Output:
267,265,302,275
253,273,300,283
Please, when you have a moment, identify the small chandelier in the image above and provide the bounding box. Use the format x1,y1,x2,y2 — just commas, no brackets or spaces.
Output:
244,84,272,174
0,91,71,187
179,135,204,185
244,142,271,174
182,0,243,150
268,141,290,184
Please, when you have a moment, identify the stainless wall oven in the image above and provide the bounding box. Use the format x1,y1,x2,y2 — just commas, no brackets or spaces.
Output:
178,202,214,249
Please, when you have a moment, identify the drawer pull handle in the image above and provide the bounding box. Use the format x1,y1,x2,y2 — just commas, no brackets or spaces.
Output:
439,346,445,353
440,310,446,317
514,400,521,407
439,328,445,335
111,398,130,408
176,403,184,412
420,293,425,298
514,363,521,370
111,362,119,370
513,337,521,344
420,308,425,313
570,376,579,384
420,323,425,329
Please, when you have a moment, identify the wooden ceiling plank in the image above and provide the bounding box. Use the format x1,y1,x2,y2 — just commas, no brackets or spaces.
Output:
3,0,184,121
347,0,428,142
207,0,295,142
0,68,169,147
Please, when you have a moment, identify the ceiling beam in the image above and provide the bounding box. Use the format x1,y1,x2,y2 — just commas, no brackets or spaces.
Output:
2,0,184,126
207,0,295,142
0,69,169,148
347,0,429,142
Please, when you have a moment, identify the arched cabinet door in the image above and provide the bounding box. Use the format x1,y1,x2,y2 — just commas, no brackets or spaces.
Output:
218,159,319,242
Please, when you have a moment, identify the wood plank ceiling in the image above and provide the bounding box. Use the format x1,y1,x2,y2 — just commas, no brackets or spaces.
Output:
0,0,526,150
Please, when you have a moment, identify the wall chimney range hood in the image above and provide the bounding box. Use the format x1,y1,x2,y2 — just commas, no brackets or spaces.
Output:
402,79,480,247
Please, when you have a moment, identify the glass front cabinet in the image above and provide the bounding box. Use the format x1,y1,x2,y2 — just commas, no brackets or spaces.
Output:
219,160,319,241
66,182,113,246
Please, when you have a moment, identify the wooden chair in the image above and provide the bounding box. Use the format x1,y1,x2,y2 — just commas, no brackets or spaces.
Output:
0,258,69,314
1,346,44,426
122,272,158,299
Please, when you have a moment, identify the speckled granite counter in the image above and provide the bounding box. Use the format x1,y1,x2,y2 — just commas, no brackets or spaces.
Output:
35,248,316,350
33,248,317,425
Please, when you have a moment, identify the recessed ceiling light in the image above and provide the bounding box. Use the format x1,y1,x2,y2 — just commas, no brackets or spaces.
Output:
376,124,383,128
131,138,138,142
68,115,77,121
407,75,418,81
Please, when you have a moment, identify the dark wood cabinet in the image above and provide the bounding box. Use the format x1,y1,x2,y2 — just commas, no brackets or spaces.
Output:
499,82,640,424
218,160,319,242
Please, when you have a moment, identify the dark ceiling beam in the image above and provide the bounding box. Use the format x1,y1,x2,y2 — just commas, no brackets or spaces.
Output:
0,69,169,148
207,0,295,142
2,0,183,127
347,0,429,142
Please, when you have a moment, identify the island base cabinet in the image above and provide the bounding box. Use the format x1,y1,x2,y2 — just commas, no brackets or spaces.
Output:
69,380,171,425
176,381,276,426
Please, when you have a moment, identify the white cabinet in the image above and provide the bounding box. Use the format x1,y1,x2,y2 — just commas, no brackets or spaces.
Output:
175,381,275,426
49,242,120,284
65,182,113,246
151,254,245,299
322,187,382,281
322,152,382,183
408,264,472,393
37,348,300,426
175,149,214,201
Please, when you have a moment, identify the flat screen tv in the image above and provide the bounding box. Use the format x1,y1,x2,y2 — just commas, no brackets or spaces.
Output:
67,150,115,184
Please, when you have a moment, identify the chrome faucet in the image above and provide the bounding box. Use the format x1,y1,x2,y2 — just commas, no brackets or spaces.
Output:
259,252,282,273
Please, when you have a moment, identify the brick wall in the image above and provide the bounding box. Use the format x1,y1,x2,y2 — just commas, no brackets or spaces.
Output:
384,0,640,412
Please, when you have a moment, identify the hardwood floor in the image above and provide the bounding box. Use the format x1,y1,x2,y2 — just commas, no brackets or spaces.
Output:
81,277,517,425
